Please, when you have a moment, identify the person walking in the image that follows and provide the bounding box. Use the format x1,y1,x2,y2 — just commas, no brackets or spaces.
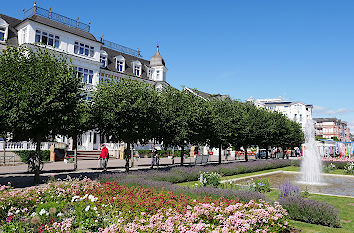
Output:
99,144,109,172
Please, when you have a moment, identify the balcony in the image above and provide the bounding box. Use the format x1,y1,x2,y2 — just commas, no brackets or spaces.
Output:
23,5,90,32
101,38,142,58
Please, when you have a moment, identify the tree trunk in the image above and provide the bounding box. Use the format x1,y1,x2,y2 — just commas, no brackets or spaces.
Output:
244,146,248,162
218,144,222,164
34,139,41,184
125,142,130,172
3,139,6,165
180,146,184,166
172,148,174,165
73,135,78,171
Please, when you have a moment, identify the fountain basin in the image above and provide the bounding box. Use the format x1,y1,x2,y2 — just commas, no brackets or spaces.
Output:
226,171,354,197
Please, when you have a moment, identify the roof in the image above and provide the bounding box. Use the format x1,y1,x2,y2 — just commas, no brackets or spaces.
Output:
150,45,165,67
263,101,313,108
184,87,230,100
0,13,21,46
19,15,99,42
101,46,151,80
313,118,348,126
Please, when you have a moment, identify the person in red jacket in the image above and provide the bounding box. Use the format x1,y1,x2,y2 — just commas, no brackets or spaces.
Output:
99,144,109,172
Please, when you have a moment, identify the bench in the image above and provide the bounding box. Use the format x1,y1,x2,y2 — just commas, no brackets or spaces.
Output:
195,154,209,165
0,154,15,165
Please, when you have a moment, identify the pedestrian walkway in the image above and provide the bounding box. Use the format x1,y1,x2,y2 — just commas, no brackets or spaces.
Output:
0,156,247,188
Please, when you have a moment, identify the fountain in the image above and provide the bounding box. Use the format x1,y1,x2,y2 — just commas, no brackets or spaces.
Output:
231,119,354,197
299,119,323,185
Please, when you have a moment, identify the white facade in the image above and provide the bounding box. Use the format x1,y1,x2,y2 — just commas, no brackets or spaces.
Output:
16,21,102,89
0,7,169,151
249,97,313,129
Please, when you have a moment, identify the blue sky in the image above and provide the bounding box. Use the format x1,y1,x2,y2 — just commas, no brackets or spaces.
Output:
2,0,354,130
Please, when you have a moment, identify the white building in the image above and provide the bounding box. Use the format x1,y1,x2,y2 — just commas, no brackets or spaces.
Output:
248,97,313,129
0,4,169,151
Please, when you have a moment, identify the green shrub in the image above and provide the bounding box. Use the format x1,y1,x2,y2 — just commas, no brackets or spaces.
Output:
323,163,336,173
344,162,354,174
279,196,341,228
15,150,50,163
248,178,271,193
195,172,221,188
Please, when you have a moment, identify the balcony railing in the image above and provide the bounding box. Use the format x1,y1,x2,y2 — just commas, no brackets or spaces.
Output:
23,6,90,32
101,38,142,58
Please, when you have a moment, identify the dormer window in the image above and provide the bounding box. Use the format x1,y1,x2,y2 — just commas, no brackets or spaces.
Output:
0,18,9,42
100,50,108,68
156,70,160,80
0,27,5,42
133,61,142,77
115,55,125,72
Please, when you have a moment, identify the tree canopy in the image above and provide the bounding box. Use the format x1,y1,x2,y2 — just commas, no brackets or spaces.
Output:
0,46,83,181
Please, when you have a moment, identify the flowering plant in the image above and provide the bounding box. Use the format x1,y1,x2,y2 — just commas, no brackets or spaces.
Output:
195,172,221,188
0,178,289,232
248,178,271,193
344,162,354,174
323,162,336,173
277,180,300,198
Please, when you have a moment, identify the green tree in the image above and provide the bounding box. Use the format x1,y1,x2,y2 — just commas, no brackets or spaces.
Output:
206,98,234,164
0,46,82,182
60,100,91,170
92,78,159,172
158,88,206,165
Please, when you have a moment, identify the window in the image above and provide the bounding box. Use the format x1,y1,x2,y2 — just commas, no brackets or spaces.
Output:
300,114,302,122
74,41,94,57
100,55,106,68
148,69,153,78
117,60,124,72
0,26,5,41
133,61,142,76
134,65,141,76
35,30,60,48
75,67,94,84
115,56,125,72
294,114,297,120
156,70,160,79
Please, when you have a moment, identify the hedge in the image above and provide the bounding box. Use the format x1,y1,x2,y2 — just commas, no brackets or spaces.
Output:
14,150,50,163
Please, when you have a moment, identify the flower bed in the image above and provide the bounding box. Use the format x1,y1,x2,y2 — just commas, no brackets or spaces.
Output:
0,178,289,232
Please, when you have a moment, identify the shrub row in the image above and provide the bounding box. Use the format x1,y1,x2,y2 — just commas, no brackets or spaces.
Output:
14,150,50,163
279,196,341,228
136,149,190,158
149,159,294,183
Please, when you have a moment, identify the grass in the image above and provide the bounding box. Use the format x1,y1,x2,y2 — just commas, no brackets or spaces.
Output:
326,169,351,176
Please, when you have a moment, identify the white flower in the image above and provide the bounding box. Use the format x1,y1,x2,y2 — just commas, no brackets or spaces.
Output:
39,208,47,216
88,195,98,202
85,205,90,212
31,212,37,217
81,194,88,200
57,212,63,217
93,207,97,211
71,195,80,202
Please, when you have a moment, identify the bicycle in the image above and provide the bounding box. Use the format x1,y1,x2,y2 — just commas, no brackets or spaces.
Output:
27,156,44,173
